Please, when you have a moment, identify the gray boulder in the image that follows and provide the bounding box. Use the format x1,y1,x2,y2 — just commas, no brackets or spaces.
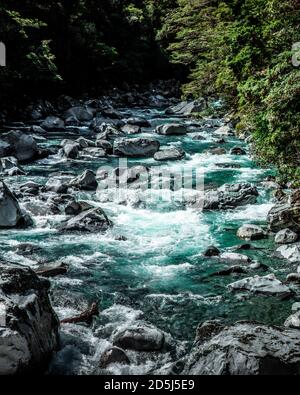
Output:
125,117,150,128
183,321,300,375
99,347,130,368
154,147,185,161
113,138,160,157
203,183,259,210
41,116,65,130
0,264,59,374
214,125,234,136
62,143,79,159
237,224,266,240
59,207,112,233
45,178,68,194
276,243,300,263
267,204,300,233
275,229,298,244
70,170,98,190
121,124,141,134
0,131,38,162
156,123,187,135
0,157,25,176
0,181,33,228
165,100,206,116
63,106,94,124
113,323,164,351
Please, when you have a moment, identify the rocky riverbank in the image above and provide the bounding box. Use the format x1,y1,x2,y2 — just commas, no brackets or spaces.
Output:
0,86,300,375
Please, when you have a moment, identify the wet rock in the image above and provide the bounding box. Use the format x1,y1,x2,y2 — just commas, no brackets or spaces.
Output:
62,142,79,159
237,224,266,240
286,273,300,283
75,137,95,149
101,108,123,119
203,246,220,257
82,147,106,158
219,252,251,264
276,243,300,263
230,147,246,155
284,311,300,329
203,183,259,210
205,147,226,155
113,323,164,351
156,123,187,135
0,156,25,176
30,125,47,134
0,131,38,162
195,320,225,344
211,265,247,276
113,137,160,157
192,134,206,141
35,262,68,278
70,170,98,191
125,117,150,128
14,243,41,256
183,321,300,375
165,100,206,116
267,204,300,233
121,124,141,134
228,274,292,298
41,116,65,130
59,207,112,233
95,124,125,140
154,147,185,161
99,347,130,368
95,139,113,154
63,106,94,124
45,178,68,194
0,263,59,374
0,181,33,228
275,229,298,244
214,125,234,136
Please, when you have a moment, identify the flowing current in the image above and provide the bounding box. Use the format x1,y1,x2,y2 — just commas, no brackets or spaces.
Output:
0,107,293,374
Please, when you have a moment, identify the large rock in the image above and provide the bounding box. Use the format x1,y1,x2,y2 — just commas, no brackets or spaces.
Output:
59,207,112,233
0,181,33,228
284,311,300,329
41,116,65,130
165,100,206,116
268,204,300,233
156,123,187,135
183,321,300,375
0,131,38,162
0,263,59,374
99,347,130,368
125,117,150,128
62,143,79,159
219,252,251,264
154,147,185,161
113,323,164,351
69,170,98,190
228,274,292,298
276,243,300,263
45,178,68,194
214,125,234,136
0,157,25,176
237,224,266,240
203,183,259,210
113,138,160,157
275,229,298,244
63,106,94,124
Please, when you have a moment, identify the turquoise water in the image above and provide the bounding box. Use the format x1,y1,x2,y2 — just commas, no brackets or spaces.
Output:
0,108,294,374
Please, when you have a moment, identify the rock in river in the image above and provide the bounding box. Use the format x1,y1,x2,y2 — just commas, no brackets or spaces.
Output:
275,228,298,244
0,263,59,374
113,137,160,157
0,131,38,162
69,169,98,190
267,203,300,233
41,116,65,130
156,123,187,135
183,321,300,375
59,207,112,233
113,323,164,351
276,243,300,263
99,347,130,368
154,147,185,161
237,224,266,240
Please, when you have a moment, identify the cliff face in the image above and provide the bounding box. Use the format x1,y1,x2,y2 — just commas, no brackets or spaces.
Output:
0,263,59,375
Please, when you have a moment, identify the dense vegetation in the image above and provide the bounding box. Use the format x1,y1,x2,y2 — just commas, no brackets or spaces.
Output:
1,0,300,181
160,0,300,182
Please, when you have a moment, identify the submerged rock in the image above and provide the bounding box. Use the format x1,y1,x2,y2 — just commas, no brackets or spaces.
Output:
0,263,59,374
0,181,33,228
113,323,164,351
203,246,220,257
228,274,292,298
99,347,130,368
183,321,300,375
156,123,187,135
113,137,160,157
59,207,112,233
203,183,258,210
237,224,266,240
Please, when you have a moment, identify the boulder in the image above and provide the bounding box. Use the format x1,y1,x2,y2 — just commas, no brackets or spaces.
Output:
156,123,187,135
0,157,25,176
45,178,68,194
214,125,234,136
0,263,59,374
228,274,292,298
284,311,300,329
69,170,98,190
267,204,300,233
95,124,125,140
275,229,298,244
205,147,226,155
63,106,94,124
154,147,185,161
203,246,220,257
35,262,68,278
0,131,38,162
276,243,300,263
203,183,259,210
113,138,160,157
165,100,206,116
286,273,300,283
62,143,79,159
237,224,266,240
75,137,95,149
125,117,150,128
95,139,113,154
99,347,130,368
183,321,300,375
59,207,112,233
219,252,251,264
0,181,33,228
121,124,141,134
113,323,164,351
41,116,65,130
230,147,247,155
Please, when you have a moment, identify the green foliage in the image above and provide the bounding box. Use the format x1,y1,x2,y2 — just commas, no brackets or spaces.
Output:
160,0,300,182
